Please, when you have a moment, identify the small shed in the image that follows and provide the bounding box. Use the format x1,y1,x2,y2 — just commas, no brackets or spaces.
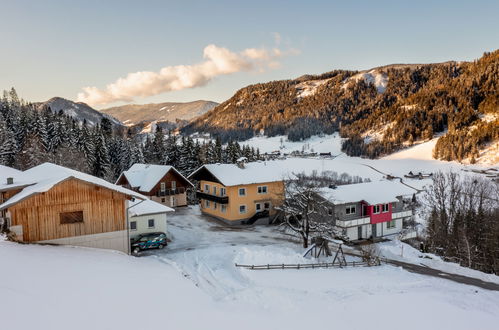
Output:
128,199,174,240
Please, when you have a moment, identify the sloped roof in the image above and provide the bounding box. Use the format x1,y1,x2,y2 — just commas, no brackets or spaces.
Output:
317,180,417,205
118,163,193,192
0,165,29,191
188,162,291,186
128,199,174,217
0,163,147,210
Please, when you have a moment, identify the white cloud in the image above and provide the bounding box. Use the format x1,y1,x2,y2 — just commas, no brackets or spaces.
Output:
77,43,296,106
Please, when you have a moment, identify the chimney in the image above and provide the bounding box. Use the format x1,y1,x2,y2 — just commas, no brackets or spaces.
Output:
6,177,14,185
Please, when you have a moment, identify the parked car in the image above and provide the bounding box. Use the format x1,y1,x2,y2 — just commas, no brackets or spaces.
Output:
131,232,167,254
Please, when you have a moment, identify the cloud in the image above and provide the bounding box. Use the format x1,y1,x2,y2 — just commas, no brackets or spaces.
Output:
77,43,296,106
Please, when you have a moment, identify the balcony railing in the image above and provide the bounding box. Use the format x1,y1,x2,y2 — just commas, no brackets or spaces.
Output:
196,191,229,204
335,216,371,228
156,187,186,197
392,210,412,219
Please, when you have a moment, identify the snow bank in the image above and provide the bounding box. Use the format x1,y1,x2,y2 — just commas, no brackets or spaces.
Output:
378,239,499,284
234,246,310,265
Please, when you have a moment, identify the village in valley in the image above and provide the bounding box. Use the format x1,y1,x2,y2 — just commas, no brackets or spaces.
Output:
1,1,499,329
1,141,499,330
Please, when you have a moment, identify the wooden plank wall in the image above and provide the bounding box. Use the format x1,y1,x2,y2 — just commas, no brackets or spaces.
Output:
9,178,127,242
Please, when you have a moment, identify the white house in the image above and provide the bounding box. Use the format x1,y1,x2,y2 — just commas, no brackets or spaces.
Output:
317,180,416,241
128,199,174,240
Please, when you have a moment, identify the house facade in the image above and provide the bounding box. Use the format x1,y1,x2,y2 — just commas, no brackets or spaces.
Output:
188,162,284,225
128,199,173,240
317,181,416,241
0,163,146,253
116,164,194,208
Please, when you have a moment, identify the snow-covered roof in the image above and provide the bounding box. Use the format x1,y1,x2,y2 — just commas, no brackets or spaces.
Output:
0,163,147,211
0,166,29,191
118,163,193,192
189,161,295,186
128,199,174,217
317,180,417,205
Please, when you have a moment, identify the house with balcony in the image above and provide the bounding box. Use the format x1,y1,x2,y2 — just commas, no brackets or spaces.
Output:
316,180,416,241
116,164,194,208
188,162,285,225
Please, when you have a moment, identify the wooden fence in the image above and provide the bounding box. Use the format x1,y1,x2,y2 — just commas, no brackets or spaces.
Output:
235,259,382,270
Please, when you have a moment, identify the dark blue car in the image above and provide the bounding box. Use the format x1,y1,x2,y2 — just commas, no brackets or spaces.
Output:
131,232,167,254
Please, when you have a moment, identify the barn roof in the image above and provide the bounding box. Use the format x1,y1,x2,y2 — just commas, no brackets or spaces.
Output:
117,163,193,192
0,163,147,210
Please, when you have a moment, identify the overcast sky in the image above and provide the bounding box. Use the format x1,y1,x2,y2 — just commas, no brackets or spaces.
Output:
1,0,498,108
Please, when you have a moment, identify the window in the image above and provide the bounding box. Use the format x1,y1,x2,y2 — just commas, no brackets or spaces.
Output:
171,181,176,190
257,186,268,194
387,220,396,229
238,188,246,196
256,203,262,211
213,187,217,195
148,219,155,228
205,200,210,208
328,208,333,216
204,184,210,193
213,202,217,210
382,203,390,213
345,205,356,215
60,211,83,224
373,205,381,214
221,205,227,213
160,182,166,192
264,202,270,210
130,221,137,230
161,198,166,203
239,205,247,214
220,187,226,196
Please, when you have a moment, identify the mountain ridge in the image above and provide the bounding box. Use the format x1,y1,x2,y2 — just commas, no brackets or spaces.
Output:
99,100,218,126
183,51,499,162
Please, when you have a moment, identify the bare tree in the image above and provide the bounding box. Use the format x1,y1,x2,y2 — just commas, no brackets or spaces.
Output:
276,175,337,248
422,171,499,274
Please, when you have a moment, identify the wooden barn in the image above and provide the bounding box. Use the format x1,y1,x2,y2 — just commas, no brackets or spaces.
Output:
0,163,145,252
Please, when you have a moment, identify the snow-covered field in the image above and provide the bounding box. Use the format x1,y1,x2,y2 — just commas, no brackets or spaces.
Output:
4,206,498,330
241,133,497,192
2,134,498,330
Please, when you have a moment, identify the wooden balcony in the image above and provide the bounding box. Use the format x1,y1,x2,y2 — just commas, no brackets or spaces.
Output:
196,191,229,204
156,187,186,197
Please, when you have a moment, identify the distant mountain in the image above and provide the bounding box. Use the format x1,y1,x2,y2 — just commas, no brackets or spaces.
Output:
184,50,499,163
36,97,123,128
99,100,218,126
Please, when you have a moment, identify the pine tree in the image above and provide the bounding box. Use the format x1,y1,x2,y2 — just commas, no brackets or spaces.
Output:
92,133,111,178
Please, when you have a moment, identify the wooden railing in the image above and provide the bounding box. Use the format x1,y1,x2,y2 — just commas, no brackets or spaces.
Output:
196,191,229,204
156,187,186,197
235,259,382,270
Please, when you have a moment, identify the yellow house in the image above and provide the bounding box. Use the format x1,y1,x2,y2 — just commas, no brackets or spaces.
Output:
188,162,285,225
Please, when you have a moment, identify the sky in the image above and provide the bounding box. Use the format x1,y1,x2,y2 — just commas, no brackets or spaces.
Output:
1,0,498,109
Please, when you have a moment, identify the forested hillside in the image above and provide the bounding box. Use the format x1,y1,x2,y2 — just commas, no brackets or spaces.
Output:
184,51,499,161
0,89,261,181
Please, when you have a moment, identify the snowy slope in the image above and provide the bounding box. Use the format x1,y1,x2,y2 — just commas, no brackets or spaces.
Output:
2,206,499,330
36,97,123,127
